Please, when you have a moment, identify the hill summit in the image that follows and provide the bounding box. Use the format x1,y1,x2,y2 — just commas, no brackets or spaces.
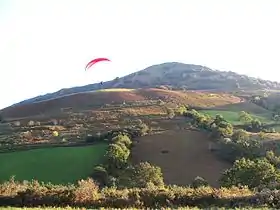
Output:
12,62,280,106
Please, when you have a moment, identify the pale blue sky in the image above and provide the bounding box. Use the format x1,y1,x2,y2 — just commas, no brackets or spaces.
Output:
1,0,280,109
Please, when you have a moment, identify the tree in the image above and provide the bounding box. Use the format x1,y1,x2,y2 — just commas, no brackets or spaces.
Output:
176,105,188,115
272,114,280,121
105,143,130,171
131,162,164,188
214,114,225,125
232,129,249,144
220,157,280,188
266,151,280,168
215,121,234,138
92,165,108,186
239,111,252,123
249,119,263,132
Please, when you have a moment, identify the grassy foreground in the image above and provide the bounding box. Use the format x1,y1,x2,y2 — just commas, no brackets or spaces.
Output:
0,208,272,210
0,143,107,184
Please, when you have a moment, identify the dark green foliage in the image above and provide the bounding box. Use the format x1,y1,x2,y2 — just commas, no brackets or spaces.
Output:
85,134,103,143
91,126,163,190
105,143,130,171
232,129,249,143
183,108,265,164
130,162,164,188
266,150,280,168
247,119,263,132
92,165,108,186
239,111,253,123
191,176,209,188
220,157,280,189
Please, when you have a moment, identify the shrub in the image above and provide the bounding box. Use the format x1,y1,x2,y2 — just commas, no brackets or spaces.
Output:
220,157,280,189
0,179,267,208
138,123,149,136
131,162,164,188
176,105,188,115
92,165,108,186
27,120,35,126
191,176,209,188
166,108,175,119
239,111,253,123
73,178,100,204
112,134,132,148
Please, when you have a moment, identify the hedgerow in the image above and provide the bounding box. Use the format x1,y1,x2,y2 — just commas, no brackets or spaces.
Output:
1,178,280,208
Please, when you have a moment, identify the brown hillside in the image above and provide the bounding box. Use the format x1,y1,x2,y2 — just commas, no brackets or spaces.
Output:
1,88,242,119
132,129,231,187
139,88,242,107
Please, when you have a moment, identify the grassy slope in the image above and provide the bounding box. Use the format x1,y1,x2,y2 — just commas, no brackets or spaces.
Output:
200,101,274,125
0,143,107,184
201,110,273,125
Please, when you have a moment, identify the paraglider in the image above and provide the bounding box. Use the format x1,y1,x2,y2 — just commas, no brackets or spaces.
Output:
85,57,111,71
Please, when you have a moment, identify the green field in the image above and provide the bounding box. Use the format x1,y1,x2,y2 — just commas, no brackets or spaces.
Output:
200,110,273,125
0,143,107,184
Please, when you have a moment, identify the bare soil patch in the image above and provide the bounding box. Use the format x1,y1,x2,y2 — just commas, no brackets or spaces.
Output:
132,130,231,187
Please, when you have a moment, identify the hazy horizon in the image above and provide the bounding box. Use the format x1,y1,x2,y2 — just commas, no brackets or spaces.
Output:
1,0,280,109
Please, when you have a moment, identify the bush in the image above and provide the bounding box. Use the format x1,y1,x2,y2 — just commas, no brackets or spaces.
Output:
220,157,280,189
27,120,35,126
92,165,109,186
1,179,275,208
112,134,132,148
166,108,175,119
73,178,100,205
138,123,149,136
191,176,209,188
176,105,188,115
131,162,164,188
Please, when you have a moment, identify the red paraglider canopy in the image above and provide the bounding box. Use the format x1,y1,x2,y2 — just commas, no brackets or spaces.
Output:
85,58,111,70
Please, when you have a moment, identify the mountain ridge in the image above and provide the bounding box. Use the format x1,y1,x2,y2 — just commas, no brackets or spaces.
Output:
8,62,280,108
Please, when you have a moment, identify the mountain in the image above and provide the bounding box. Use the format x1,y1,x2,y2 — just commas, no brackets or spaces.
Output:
11,62,280,106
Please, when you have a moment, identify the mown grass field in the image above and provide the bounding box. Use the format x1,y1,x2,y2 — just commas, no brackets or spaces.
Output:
200,110,273,125
0,143,107,184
